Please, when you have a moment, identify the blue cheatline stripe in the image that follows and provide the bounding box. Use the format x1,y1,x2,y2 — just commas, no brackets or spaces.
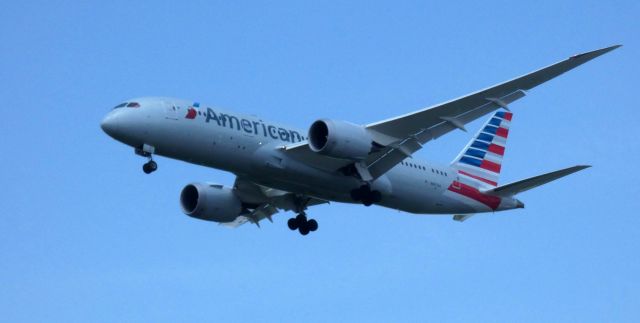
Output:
488,118,502,126
465,148,486,159
477,133,494,142
483,125,498,134
459,156,483,167
471,140,490,150
495,111,505,118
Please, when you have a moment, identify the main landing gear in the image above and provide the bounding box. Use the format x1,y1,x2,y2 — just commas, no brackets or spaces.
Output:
350,184,382,206
287,212,318,236
287,196,317,236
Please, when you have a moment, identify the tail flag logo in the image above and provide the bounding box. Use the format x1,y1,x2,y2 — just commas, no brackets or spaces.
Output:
185,102,200,120
453,111,513,188
185,108,197,119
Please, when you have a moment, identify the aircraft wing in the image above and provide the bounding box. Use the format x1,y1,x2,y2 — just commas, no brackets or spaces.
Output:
282,45,620,179
221,177,328,228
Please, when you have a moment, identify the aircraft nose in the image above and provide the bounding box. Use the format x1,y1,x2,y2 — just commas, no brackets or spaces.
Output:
100,107,147,146
100,113,118,137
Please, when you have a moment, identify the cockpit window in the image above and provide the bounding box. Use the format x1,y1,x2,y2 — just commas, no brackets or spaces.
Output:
126,102,140,108
113,102,127,109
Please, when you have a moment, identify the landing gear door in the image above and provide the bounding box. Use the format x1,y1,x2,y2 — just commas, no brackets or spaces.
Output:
165,101,179,120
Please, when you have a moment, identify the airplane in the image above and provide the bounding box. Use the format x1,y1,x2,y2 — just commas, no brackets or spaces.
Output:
101,45,620,235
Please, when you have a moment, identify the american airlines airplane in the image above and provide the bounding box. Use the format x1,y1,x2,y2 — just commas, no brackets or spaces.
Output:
101,45,619,235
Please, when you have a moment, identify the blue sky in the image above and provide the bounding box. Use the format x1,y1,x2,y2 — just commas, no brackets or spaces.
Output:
1,1,638,322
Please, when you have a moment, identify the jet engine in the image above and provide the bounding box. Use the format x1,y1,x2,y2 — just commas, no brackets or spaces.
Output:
180,183,242,223
308,119,376,160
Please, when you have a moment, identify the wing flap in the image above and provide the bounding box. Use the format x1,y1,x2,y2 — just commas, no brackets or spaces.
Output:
366,90,525,178
222,177,329,228
280,141,353,172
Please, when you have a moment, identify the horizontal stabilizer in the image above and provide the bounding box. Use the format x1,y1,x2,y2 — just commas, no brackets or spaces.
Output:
483,165,590,197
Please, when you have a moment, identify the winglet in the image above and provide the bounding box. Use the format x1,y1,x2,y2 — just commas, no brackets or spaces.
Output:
570,44,622,60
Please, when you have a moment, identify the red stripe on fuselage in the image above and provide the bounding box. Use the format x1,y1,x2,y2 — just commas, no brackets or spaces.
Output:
480,160,501,173
448,181,501,210
458,170,498,186
496,127,509,138
487,144,505,156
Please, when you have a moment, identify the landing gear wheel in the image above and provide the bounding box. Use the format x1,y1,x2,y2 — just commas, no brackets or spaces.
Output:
298,222,310,235
289,213,317,235
307,219,318,232
350,187,363,201
350,184,381,206
371,191,382,203
287,218,299,230
295,213,307,223
142,160,157,174
296,213,309,235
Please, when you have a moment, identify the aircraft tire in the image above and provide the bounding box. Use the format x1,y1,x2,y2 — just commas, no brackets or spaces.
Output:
143,161,157,174
307,219,318,232
299,225,310,235
371,191,382,203
287,218,298,230
295,213,307,223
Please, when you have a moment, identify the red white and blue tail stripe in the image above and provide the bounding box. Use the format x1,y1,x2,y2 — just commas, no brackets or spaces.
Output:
451,111,513,187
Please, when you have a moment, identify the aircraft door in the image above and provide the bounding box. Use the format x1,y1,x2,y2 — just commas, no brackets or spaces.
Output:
165,101,179,120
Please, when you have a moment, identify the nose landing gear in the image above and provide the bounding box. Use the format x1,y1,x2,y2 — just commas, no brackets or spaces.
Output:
142,160,157,174
136,144,157,174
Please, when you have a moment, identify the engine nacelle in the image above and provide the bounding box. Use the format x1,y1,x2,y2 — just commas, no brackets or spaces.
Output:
308,119,374,160
180,183,242,223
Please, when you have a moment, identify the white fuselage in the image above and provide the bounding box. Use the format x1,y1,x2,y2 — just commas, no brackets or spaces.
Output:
101,97,520,215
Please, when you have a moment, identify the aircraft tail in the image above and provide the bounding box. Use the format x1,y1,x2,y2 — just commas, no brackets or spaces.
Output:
482,165,590,197
451,110,513,187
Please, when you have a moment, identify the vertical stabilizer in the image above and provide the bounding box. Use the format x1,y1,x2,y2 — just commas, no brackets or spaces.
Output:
451,110,513,187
